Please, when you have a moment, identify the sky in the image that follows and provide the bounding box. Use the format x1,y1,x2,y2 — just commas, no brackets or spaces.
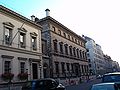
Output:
0,0,120,65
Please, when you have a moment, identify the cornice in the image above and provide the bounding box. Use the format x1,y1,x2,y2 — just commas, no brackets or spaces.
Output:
39,16,85,42
0,5,42,30
0,45,42,56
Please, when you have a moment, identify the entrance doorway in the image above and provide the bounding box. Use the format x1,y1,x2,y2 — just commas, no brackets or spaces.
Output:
32,63,38,79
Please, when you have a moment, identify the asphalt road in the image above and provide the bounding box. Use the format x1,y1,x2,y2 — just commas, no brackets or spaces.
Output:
66,79,102,90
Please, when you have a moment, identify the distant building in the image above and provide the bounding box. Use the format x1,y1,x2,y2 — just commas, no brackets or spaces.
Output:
83,35,105,75
103,55,113,73
112,60,120,72
0,5,43,83
34,9,89,81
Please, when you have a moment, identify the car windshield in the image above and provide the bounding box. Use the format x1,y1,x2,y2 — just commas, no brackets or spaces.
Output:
103,75,120,82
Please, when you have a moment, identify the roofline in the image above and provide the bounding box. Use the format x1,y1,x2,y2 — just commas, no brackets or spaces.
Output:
0,5,42,29
39,16,86,42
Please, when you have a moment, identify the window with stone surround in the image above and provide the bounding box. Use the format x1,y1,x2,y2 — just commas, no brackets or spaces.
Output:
76,49,79,58
69,46,72,56
53,39,58,53
3,22,14,45
64,44,68,55
66,63,70,72
55,62,59,74
61,62,65,73
4,61,11,73
20,62,25,73
73,47,76,57
30,32,37,51
59,42,63,54
19,28,27,48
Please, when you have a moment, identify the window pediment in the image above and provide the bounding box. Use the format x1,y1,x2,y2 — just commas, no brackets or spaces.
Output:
1,55,14,59
3,22,14,28
59,42,63,44
30,32,37,37
18,28,27,33
53,39,58,42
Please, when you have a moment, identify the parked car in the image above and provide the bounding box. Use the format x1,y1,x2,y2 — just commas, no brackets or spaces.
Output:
102,72,120,83
91,82,120,90
22,78,66,90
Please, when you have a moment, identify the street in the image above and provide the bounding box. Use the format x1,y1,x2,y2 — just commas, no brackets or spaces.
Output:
66,79,101,90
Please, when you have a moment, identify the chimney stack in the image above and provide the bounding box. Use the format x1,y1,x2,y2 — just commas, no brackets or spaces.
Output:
31,15,35,21
45,9,50,17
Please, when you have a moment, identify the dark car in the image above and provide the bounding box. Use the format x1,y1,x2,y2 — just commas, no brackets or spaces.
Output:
102,72,120,83
91,82,120,90
22,78,65,90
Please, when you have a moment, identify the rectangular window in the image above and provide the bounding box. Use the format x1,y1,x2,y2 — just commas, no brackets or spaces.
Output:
55,62,59,74
64,44,68,55
42,40,47,55
73,47,76,57
59,42,63,54
71,64,74,73
61,62,65,73
20,32,26,48
20,62,25,73
66,63,69,71
5,28,12,45
69,46,72,56
80,50,82,59
32,37,37,50
76,49,79,58
53,40,58,53
4,61,11,73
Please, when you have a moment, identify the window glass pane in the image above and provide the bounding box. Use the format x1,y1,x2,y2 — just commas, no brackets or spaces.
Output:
32,37,37,50
5,28,10,36
20,33,24,42
4,61,10,73
20,62,25,73
5,28,11,44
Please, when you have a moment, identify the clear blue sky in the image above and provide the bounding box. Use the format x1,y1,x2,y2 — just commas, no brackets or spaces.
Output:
1,0,120,64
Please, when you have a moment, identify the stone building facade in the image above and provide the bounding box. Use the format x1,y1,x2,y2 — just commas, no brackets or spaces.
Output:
35,9,89,81
0,5,43,83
